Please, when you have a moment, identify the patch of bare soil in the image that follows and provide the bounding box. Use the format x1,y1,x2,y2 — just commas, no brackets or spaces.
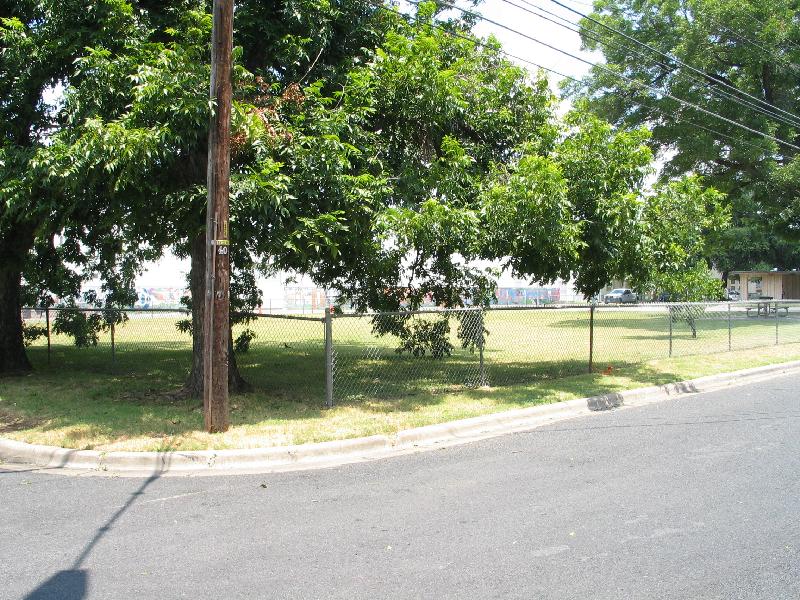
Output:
0,407,45,433
117,386,191,406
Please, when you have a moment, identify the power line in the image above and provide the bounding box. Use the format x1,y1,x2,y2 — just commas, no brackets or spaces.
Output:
557,0,594,7
634,98,773,155
380,2,795,155
715,21,786,60
415,0,800,151
379,3,574,79
507,0,800,129
745,10,800,54
544,0,800,129
687,11,800,74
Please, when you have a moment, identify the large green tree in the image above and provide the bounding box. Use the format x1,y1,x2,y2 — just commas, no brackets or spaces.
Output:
42,2,572,393
569,0,800,274
0,0,145,373
7,0,726,391
21,0,389,388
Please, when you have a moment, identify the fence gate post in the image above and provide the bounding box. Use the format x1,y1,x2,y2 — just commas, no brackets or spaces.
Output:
325,307,334,408
727,303,732,351
45,306,51,365
668,305,673,358
775,301,779,345
588,304,595,374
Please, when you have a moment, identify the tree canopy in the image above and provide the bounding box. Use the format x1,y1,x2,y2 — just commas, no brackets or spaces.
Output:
1,0,729,382
568,0,800,274
633,176,729,300
0,0,145,372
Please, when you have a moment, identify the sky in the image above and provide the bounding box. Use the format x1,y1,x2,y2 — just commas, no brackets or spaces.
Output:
136,0,602,292
471,0,596,84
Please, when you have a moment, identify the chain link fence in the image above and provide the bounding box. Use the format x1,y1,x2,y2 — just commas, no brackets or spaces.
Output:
328,301,800,405
20,300,800,406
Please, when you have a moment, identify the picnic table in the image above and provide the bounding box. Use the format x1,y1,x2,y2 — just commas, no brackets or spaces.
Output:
747,299,789,318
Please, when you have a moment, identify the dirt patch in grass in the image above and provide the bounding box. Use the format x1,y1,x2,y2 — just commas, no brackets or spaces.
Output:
0,406,47,434
117,385,196,406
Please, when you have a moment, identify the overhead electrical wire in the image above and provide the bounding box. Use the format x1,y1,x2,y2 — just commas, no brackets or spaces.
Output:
403,0,800,151
379,2,574,79
544,0,800,128
745,11,800,54
503,0,800,130
646,7,800,74
631,97,774,155
556,0,595,7
376,3,779,157
713,20,792,62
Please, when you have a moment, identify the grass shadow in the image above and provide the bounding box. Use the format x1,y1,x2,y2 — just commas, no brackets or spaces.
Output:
5,316,800,450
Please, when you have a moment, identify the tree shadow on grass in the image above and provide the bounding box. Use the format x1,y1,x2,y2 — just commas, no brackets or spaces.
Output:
8,329,793,448
1,344,332,448
331,357,687,414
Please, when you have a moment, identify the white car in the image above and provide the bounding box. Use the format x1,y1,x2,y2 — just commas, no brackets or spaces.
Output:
604,288,637,304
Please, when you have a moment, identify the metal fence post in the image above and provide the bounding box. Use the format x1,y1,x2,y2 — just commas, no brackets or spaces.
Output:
775,301,779,345
325,307,333,408
668,305,673,358
45,306,51,365
478,309,487,386
727,303,732,351
111,317,116,363
589,304,595,373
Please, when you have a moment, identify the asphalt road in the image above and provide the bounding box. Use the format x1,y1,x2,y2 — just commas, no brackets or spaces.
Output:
2,374,799,600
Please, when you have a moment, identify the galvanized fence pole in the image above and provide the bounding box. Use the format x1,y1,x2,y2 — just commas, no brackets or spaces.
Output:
775,301,779,345
110,317,116,364
727,303,732,351
588,304,595,374
325,307,334,408
668,305,673,358
45,306,51,365
478,309,487,386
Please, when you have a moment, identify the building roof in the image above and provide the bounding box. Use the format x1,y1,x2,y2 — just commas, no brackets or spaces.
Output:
729,270,800,275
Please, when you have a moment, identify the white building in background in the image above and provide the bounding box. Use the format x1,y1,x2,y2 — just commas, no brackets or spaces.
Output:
72,252,588,312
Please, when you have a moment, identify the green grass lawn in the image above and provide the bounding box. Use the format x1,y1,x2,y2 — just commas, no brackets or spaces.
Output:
2,305,799,452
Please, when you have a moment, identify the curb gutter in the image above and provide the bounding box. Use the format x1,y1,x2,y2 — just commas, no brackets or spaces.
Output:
1,360,798,476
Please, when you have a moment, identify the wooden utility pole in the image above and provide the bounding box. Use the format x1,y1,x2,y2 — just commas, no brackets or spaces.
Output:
203,0,233,433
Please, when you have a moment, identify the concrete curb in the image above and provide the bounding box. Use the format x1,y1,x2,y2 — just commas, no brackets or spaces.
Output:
2,360,799,477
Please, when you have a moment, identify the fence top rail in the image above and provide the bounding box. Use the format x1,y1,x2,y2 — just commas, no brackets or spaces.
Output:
22,306,329,322
250,313,325,322
334,307,484,318
23,306,189,314
23,298,800,319
332,300,800,318
600,300,800,307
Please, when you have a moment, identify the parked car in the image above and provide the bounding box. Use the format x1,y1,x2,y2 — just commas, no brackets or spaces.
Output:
604,288,638,304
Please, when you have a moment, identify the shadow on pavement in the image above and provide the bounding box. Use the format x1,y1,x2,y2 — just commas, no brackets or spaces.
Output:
23,570,88,600
22,471,163,600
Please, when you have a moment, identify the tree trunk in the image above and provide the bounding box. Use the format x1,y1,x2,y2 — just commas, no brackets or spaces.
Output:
184,231,249,397
0,262,32,375
0,223,36,375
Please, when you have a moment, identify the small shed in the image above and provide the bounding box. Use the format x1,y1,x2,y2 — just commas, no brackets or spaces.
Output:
728,271,800,300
